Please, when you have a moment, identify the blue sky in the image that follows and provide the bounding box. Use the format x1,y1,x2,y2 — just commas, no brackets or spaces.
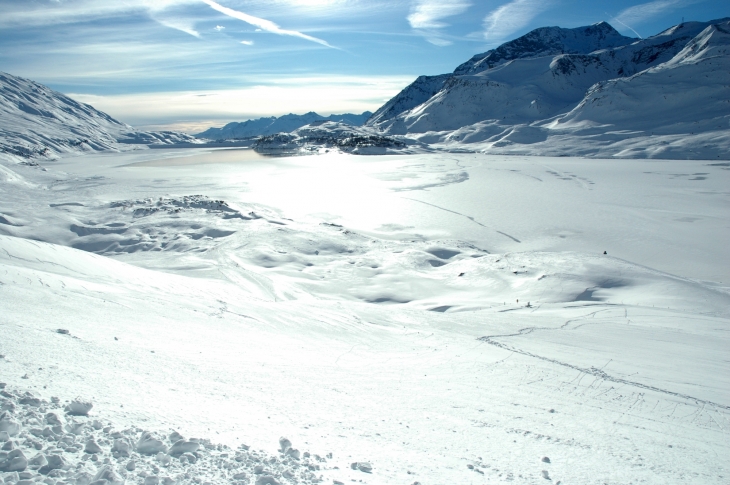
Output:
0,0,727,131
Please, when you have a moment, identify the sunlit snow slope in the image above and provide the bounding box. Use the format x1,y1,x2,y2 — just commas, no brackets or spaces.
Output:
0,72,198,158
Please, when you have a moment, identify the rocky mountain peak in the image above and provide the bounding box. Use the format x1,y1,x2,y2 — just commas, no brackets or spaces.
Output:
454,22,635,75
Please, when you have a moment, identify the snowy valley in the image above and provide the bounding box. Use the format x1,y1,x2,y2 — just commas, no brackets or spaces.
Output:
0,14,729,485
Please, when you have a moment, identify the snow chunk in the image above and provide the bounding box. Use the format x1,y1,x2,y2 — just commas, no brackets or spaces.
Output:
168,439,199,456
0,449,27,472
65,399,93,416
137,431,168,454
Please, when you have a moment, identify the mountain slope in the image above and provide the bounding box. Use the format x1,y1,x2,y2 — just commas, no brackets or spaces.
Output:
0,72,198,158
551,22,730,134
196,111,372,140
366,23,635,131
369,19,725,135
361,18,730,159
365,74,451,127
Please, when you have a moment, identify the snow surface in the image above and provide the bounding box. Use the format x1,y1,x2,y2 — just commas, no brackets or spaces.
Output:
1,148,729,484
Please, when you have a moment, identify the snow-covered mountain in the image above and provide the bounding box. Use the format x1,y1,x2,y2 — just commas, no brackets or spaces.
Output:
367,22,635,128
0,72,199,158
552,21,730,133
366,19,730,159
365,74,451,127
196,111,372,140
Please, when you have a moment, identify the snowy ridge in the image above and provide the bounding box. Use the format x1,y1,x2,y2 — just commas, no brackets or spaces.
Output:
550,22,730,133
196,111,372,140
367,23,634,131
0,72,199,159
365,75,451,127
365,18,730,159
454,22,635,75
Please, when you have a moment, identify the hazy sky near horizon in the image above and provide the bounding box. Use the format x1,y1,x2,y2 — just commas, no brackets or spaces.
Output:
0,0,727,132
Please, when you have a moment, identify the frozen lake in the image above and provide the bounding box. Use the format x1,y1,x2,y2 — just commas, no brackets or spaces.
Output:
62,148,730,283
1,149,728,485
127,148,273,167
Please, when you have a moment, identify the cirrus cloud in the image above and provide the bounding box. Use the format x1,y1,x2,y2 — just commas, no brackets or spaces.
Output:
615,0,699,26
407,0,472,46
201,0,337,48
483,0,552,44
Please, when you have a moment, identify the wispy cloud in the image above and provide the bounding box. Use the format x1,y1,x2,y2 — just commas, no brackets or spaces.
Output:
483,0,551,44
408,1,472,29
151,15,201,38
0,0,203,38
0,0,342,46
67,75,414,130
200,0,336,48
615,0,692,27
407,0,471,45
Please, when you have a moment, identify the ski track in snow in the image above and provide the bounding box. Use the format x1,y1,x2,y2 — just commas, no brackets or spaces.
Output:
478,315,730,411
400,197,521,243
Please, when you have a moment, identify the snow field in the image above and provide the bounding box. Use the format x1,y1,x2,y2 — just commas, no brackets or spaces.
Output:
0,150,728,484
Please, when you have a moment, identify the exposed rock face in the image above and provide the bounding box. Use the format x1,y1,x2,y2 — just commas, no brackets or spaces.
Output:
253,122,411,155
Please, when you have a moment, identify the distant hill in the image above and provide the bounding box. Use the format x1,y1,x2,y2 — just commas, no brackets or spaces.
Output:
195,111,372,140
196,111,372,140
0,72,198,158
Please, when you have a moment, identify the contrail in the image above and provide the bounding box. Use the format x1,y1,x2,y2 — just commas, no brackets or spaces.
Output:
606,11,643,39
201,0,337,48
